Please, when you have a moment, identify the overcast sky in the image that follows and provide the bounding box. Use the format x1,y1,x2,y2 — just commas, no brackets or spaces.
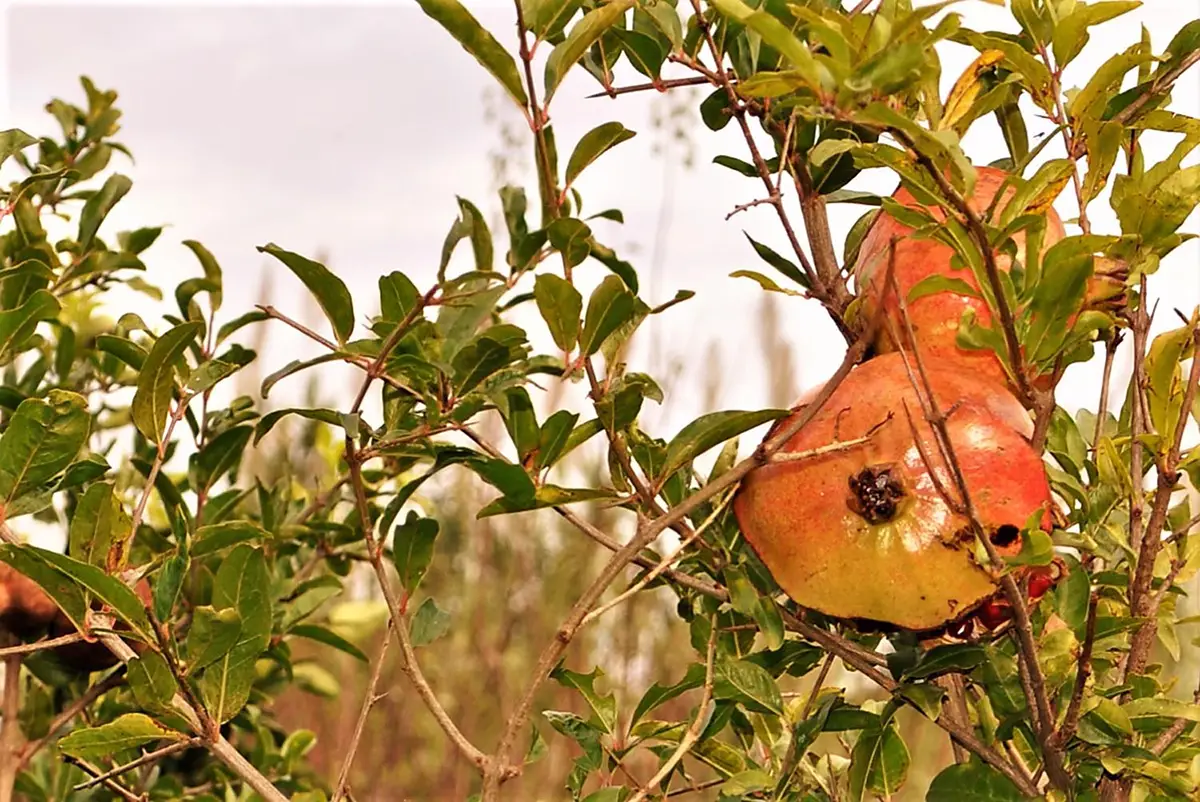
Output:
2,1,1198,445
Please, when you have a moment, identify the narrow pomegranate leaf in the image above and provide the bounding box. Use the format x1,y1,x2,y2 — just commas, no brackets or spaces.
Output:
661,409,787,480
131,321,201,444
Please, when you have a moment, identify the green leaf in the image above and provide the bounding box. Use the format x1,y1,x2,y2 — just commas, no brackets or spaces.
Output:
730,269,805,297
579,275,636,356
501,387,540,462
632,664,705,726
153,550,189,623
414,0,528,109
551,663,618,734
192,521,268,558
535,409,580,470
410,597,452,647
522,0,584,42
258,244,355,345
662,409,785,479
849,723,909,801
476,485,613,518
906,645,987,679
58,713,185,762
185,359,240,394
0,290,61,362
186,606,243,672
0,390,90,509
565,122,636,188
68,481,122,570
127,651,178,711
1068,42,1156,121
926,759,1025,801
713,658,783,715
199,545,272,722
78,173,132,251
131,321,202,444
181,240,223,312
289,624,368,662
1123,697,1200,722
253,407,343,445
1006,526,1055,567
545,0,635,100
534,273,583,352
898,684,945,721
193,425,253,490
710,0,821,89
1144,319,1195,441
743,232,811,289
392,512,440,594
908,275,981,303
0,129,35,169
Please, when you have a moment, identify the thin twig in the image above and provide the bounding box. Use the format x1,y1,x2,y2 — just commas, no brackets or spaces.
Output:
65,757,143,802
1054,593,1099,747
585,75,714,99
93,627,289,802
887,127,1035,407
1112,50,1200,127
0,652,22,802
626,617,718,802
887,269,1068,790
0,631,84,657
72,739,199,790
344,453,494,775
581,491,734,628
1092,333,1122,453
330,625,392,802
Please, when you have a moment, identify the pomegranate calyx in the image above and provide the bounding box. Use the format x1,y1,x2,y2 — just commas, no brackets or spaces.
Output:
846,464,906,524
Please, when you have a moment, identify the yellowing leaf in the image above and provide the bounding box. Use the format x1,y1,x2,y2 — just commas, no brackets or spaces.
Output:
941,49,1005,133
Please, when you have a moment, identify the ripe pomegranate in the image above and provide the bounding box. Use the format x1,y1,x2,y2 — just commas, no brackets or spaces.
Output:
733,352,1055,632
0,563,60,638
853,166,1124,391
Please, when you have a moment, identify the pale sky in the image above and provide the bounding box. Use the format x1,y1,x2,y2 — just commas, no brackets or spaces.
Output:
2,0,1197,449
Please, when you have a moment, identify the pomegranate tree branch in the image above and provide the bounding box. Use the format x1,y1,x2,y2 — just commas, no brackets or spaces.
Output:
0,652,21,802
680,0,858,329
72,738,200,791
887,127,1035,408
93,626,290,802
486,286,891,793
1123,317,1200,684
626,618,718,802
0,631,83,657
887,271,1069,790
1054,593,1099,747
1112,50,1200,127
343,449,494,777
330,625,392,802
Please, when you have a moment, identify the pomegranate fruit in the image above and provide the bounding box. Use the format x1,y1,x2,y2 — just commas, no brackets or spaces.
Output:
853,166,1124,390
0,563,60,638
733,352,1054,632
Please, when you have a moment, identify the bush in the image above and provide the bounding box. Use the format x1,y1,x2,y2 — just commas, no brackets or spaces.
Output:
0,2,1197,801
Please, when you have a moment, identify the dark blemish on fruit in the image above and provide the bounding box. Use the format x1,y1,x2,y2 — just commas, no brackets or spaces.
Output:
847,464,906,524
989,524,1020,547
